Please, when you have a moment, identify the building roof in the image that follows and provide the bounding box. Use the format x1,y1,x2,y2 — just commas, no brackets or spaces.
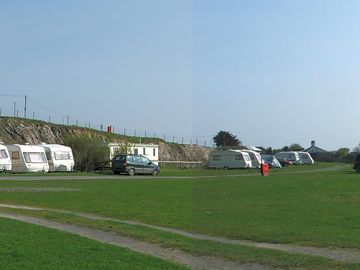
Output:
304,145,328,154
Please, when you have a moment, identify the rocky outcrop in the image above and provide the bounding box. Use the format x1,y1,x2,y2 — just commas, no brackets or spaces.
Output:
0,117,211,161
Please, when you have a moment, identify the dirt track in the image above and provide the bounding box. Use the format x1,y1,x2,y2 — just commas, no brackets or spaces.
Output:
1,203,360,264
0,212,270,270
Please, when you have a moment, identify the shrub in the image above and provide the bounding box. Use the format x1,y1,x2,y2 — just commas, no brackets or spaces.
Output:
64,135,109,172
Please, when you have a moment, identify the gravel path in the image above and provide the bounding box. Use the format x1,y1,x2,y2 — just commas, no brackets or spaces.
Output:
0,212,270,270
0,203,359,264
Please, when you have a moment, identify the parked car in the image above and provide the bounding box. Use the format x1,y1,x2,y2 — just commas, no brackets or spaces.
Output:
279,159,293,167
353,153,360,173
112,154,160,176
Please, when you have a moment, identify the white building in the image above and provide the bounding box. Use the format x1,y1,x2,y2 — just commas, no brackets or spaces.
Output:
108,143,159,165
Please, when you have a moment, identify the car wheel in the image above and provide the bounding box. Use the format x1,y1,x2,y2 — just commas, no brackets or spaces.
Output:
152,169,159,176
113,171,120,175
128,168,135,176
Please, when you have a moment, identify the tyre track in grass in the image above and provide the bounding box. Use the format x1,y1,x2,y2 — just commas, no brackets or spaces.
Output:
0,203,359,264
0,212,270,270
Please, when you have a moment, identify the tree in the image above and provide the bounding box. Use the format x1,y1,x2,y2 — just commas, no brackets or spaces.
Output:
213,130,241,148
114,142,134,155
353,143,360,153
64,135,109,172
335,147,350,158
289,143,304,151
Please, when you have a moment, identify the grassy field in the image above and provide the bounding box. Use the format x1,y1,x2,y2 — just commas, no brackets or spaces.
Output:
0,217,188,270
0,162,359,269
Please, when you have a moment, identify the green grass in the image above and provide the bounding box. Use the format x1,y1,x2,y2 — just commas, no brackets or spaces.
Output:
0,163,358,248
0,163,359,269
0,217,188,270
1,208,358,270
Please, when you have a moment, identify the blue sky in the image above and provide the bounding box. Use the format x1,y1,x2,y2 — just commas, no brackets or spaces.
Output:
1,0,359,150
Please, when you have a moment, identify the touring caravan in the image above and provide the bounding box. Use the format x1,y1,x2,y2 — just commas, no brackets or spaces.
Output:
274,151,301,164
297,152,315,165
40,143,75,172
0,143,12,172
208,149,252,169
6,144,49,173
242,150,263,168
262,154,282,168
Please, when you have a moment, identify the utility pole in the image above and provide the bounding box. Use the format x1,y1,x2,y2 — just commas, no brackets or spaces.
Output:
24,95,27,118
13,102,16,117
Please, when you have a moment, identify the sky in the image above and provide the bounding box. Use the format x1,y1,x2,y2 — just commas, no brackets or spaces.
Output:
1,0,360,151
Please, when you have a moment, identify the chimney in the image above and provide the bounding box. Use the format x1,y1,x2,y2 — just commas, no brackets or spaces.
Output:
311,140,315,147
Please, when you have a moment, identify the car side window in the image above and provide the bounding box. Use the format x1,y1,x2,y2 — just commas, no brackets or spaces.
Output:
141,157,150,164
134,156,142,164
126,156,134,162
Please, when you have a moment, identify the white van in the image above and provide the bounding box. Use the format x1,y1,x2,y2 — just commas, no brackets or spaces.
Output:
6,144,49,173
297,152,315,165
208,149,252,169
0,143,12,172
40,143,75,172
274,151,301,164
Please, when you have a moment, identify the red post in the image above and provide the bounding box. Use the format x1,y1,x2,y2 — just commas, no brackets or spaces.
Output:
261,163,269,176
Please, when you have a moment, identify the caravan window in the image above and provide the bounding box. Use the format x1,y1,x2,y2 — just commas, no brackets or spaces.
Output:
235,155,243,160
54,152,71,160
153,148,156,156
212,155,221,160
0,149,8,159
23,152,47,163
134,148,139,155
11,151,20,160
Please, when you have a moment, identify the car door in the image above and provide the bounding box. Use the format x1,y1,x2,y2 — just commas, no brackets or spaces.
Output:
133,156,144,174
141,157,153,174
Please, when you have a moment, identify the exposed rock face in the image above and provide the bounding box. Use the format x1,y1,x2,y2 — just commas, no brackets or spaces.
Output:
0,117,211,161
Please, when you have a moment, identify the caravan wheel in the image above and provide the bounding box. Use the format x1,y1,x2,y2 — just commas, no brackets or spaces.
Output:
223,166,229,170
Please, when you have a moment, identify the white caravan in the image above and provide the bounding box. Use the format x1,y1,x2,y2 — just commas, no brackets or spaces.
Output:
274,151,301,164
208,149,252,169
297,152,315,165
6,144,49,173
242,150,263,168
40,143,75,172
0,143,12,172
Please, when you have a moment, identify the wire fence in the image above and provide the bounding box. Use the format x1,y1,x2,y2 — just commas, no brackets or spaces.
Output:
0,94,216,147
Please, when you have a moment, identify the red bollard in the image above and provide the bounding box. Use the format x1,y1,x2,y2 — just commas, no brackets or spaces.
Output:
261,163,269,176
